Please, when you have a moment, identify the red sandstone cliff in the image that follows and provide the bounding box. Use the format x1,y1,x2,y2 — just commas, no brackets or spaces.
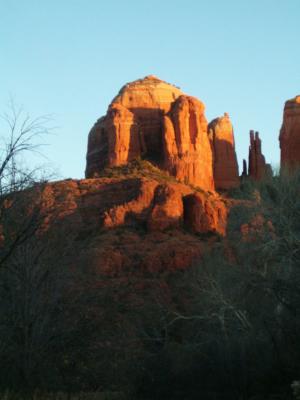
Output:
208,113,239,190
279,95,300,170
86,76,182,177
82,75,281,274
162,95,214,191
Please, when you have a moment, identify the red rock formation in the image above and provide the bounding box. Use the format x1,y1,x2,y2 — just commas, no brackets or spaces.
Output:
102,178,158,228
112,75,183,112
86,75,183,177
279,95,300,170
86,76,214,191
162,95,214,191
248,130,271,179
147,184,185,232
208,113,239,190
106,103,140,166
24,174,228,272
183,192,227,236
241,159,247,177
85,117,107,177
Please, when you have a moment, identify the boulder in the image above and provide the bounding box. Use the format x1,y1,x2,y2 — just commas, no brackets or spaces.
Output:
147,184,184,231
183,192,227,236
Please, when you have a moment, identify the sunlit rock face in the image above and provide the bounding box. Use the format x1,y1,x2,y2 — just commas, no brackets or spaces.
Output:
208,113,239,190
279,96,300,170
85,75,214,191
183,191,227,236
163,95,214,191
248,130,272,180
86,75,183,177
110,75,183,162
34,177,227,273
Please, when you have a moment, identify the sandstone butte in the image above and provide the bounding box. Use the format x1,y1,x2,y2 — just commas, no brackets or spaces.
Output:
86,75,241,192
71,75,275,272
6,76,288,274
27,86,300,275
279,95,300,169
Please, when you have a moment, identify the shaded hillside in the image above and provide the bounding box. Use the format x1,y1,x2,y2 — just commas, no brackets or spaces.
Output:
0,168,300,400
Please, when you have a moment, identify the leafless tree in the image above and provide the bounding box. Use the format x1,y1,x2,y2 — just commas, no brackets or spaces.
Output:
0,101,54,269
0,100,53,193
0,230,69,388
0,102,68,390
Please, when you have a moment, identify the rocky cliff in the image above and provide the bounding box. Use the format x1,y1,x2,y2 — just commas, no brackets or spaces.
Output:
279,95,300,169
86,76,182,175
163,95,214,191
86,76,216,191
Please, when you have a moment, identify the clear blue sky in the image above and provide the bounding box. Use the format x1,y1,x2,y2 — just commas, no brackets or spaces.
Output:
1,0,299,179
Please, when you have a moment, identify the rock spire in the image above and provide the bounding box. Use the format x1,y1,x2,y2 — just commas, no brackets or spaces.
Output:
208,113,239,190
248,130,271,179
279,95,300,170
